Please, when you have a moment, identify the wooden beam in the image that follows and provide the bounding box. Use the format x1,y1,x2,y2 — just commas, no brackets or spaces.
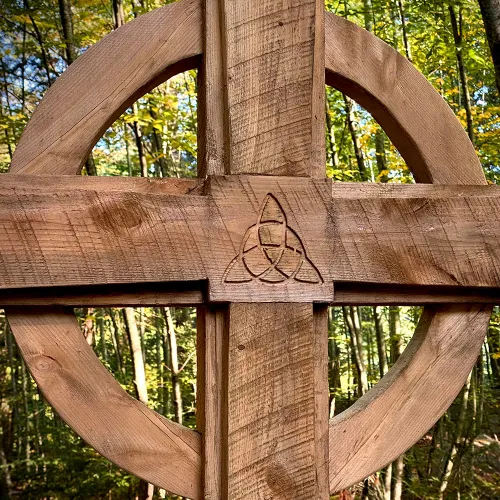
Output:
228,304,328,498
219,0,329,497
3,283,500,307
3,176,500,302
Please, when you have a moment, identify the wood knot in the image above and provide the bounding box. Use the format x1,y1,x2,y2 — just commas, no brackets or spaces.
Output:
265,461,296,497
91,194,148,235
31,354,60,374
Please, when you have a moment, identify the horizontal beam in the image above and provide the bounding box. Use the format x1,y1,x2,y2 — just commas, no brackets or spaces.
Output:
2,174,500,303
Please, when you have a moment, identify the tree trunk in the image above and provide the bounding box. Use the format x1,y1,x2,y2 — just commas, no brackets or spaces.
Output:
478,0,500,95
449,6,475,145
384,464,392,500
362,0,374,32
392,455,404,500
438,372,473,499
486,327,500,385
112,0,125,28
343,95,369,181
58,0,77,64
131,108,149,178
398,0,412,61
375,131,388,181
343,306,368,396
24,0,53,86
108,308,125,376
328,309,342,418
162,307,183,425
123,308,148,405
389,306,405,499
325,97,339,169
123,307,153,500
373,306,387,379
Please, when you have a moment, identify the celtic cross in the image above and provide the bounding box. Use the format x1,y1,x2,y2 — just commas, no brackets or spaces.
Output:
1,0,498,498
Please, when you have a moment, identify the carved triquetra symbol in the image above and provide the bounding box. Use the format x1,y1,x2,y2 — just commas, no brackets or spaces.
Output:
223,194,323,285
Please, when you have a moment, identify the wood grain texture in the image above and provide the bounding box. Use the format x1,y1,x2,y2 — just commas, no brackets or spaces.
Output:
198,0,229,177
6,3,204,496
4,176,500,298
222,0,325,176
220,1,329,498
197,2,229,498
10,0,202,176
4,283,500,307
196,306,228,499
0,180,209,288
4,2,494,496
8,308,202,498
228,304,328,499
0,284,204,307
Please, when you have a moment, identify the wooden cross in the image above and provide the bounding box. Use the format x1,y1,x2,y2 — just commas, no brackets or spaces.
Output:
1,0,496,497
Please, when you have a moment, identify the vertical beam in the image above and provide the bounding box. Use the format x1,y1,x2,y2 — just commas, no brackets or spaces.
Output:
228,304,328,498
199,0,329,498
197,1,229,498
196,305,228,499
222,0,326,177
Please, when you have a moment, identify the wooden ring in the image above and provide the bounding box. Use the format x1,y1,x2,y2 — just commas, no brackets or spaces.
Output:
7,2,491,497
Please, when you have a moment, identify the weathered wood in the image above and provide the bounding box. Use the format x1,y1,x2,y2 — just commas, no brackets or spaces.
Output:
4,177,500,300
219,0,329,497
7,307,202,498
196,306,228,499
324,11,491,494
4,1,495,497
197,1,229,497
0,284,204,307
222,0,325,177
4,281,500,307
228,304,328,499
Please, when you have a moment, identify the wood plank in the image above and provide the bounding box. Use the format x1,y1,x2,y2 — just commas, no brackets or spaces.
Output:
0,182,209,288
8,307,202,498
5,177,500,299
197,1,229,497
227,303,327,499
220,0,329,498
0,174,201,194
0,283,204,307
196,305,228,499
4,282,500,307
223,0,325,177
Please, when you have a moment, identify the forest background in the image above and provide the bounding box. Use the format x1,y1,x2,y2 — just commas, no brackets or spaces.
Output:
1,0,500,498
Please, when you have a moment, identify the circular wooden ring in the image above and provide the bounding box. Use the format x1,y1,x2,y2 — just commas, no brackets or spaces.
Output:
7,2,491,497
